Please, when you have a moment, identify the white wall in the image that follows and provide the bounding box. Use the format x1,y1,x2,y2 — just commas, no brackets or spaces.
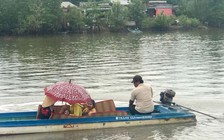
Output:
110,0,131,5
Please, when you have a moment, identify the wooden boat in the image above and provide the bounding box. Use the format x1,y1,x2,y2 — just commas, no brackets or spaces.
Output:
0,100,196,135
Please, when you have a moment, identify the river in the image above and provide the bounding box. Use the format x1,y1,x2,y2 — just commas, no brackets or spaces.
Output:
0,29,224,140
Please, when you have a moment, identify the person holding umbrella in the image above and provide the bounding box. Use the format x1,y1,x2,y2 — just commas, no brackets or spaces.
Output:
38,96,57,119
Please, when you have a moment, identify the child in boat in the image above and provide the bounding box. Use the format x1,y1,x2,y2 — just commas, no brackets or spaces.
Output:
59,103,83,116
82,99,96,116
70,103,83,116
59,100,96,117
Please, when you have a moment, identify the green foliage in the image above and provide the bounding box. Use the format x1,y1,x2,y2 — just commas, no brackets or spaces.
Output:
0,0,63,35
141,17,154,29
41,0,63,33
152,13,174,29
1,0,224,35
0,0,20,34
127,0,146,27
142,14,176,30
177,0,224,27
206,1,224,27
19,0,46,34
65,8,85,32
108,2,128,31
177,15,200,28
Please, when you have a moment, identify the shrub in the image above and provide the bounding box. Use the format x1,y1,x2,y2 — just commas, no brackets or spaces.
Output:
142,14,177,30
177,15,200,28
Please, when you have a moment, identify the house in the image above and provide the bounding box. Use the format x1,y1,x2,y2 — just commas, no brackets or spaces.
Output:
61,2,78,12
79,2,112,16
146,1,173,16
110,0,131,6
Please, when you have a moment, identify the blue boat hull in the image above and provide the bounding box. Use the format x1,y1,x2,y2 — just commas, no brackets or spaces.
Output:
0,105,196,135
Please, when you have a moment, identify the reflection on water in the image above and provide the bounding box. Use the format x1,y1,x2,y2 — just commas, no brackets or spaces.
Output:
0,31,224,100
0,29,224,139
0,123,196,140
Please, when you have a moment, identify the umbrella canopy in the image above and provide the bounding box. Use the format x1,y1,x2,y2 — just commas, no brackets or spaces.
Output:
44,81,91,104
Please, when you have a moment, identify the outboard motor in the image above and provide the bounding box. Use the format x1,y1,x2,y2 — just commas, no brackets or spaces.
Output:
160,89,176,105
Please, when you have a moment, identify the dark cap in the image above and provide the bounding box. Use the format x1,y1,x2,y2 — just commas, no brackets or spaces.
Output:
131,75,144,83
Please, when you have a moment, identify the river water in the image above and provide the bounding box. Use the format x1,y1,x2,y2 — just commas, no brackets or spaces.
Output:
0,29,224,140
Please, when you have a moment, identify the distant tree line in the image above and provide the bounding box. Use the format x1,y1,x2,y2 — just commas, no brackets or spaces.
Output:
0,0,224,35
0,0,63,35
172,0,224,28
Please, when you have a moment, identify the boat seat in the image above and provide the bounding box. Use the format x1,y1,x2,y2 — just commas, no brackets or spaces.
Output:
95,99,116,112
52,105,70,113
92,99,128,117
91,110,128,117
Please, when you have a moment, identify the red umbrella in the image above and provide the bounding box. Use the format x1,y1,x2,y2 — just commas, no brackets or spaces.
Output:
44,80,91,104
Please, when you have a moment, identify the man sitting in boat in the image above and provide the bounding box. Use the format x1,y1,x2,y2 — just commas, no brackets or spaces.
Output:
129,75,154,115
38,96,57,119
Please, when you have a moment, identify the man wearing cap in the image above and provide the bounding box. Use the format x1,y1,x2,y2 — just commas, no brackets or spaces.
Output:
129,75,154,115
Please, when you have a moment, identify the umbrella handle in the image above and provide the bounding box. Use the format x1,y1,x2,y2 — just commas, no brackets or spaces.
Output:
62,98,65,103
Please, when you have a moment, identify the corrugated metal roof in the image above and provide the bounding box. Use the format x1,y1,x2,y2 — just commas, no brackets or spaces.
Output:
148,3,172,9
110,0,131,5
61,2,77,8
